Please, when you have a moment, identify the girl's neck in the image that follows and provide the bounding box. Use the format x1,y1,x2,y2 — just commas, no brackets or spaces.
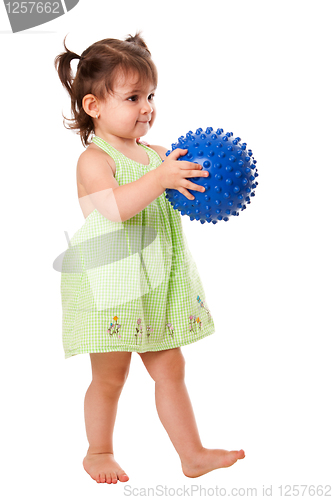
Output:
94,130,138,151
92,129,150,165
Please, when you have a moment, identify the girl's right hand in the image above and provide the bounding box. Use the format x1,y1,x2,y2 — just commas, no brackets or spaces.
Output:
156,149,209,200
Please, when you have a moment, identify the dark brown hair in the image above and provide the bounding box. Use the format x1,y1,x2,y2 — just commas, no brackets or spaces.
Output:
54,32,158,147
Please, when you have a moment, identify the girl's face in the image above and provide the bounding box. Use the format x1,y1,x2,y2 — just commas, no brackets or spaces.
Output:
96,71,157,141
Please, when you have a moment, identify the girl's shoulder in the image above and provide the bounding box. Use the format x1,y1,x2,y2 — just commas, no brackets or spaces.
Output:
79,142,116,176
146,144,168,161
136,138,168,162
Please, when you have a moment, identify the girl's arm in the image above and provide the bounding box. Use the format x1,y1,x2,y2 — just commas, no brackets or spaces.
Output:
77,147,165,223
78,144,204,223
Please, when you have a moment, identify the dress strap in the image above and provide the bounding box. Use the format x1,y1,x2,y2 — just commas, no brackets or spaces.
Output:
91,136,122,161
138,144,163,167
92,135,163,168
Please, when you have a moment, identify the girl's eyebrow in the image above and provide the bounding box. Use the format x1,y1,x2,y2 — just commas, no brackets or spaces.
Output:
123,86,157,96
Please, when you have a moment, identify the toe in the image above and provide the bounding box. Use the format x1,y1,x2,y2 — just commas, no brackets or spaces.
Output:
111,471,118,484
105,473,112,484
229,450,243,464
100,473,106,483
118,471,129,482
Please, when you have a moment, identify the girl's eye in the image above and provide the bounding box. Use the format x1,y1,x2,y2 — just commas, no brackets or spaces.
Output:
127,93,155,102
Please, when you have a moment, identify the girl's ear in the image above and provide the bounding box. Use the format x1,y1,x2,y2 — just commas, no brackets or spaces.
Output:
82,94,99,118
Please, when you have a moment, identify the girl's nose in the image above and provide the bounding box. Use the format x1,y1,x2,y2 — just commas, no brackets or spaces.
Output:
142,101,153,114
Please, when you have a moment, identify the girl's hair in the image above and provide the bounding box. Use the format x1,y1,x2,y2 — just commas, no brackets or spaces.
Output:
54,32,158,147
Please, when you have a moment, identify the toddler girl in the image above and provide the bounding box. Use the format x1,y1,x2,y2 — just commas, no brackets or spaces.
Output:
54,32,245,485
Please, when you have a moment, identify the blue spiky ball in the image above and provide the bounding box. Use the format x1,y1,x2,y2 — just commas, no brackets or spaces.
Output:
165,127,259,224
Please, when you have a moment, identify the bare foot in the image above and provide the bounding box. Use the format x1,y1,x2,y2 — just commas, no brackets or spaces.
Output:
83,452,129,484
181,447,245,478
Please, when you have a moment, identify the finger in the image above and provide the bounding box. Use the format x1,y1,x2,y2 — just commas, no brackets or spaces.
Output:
168,148,188,160
180,161,202,170
179,187,195,200
180,169,208,179
185,179,206,193
187,169,209,178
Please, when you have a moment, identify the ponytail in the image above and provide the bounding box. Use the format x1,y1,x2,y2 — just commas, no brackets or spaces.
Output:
54,34,81,99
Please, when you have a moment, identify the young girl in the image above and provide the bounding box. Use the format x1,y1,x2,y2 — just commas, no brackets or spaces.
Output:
54,32,245,485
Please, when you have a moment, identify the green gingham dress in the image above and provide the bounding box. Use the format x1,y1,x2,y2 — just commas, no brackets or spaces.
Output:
61,136,215,359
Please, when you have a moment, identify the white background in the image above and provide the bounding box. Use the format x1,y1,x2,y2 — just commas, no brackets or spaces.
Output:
1,0,332,498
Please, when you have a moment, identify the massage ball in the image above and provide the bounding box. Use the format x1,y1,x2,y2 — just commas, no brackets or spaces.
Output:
165,127,259,224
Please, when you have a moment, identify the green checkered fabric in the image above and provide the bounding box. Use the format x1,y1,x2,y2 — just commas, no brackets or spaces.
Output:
61,136,215,359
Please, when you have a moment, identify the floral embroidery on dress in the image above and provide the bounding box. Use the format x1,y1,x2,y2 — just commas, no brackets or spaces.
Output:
197,295,212,321
135,318,143,345
107,294,210,344
189,315,202,333
107,316,122,338
166,322,174,337
146,324,153,343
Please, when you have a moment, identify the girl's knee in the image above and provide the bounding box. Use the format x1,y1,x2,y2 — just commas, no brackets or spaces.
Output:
167,355,185,382
92,368,129,389
141,347,186,383
89,351,131,387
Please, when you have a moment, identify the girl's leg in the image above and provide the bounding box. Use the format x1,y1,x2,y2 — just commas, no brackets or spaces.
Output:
138,347,245,478
82,351,132,484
